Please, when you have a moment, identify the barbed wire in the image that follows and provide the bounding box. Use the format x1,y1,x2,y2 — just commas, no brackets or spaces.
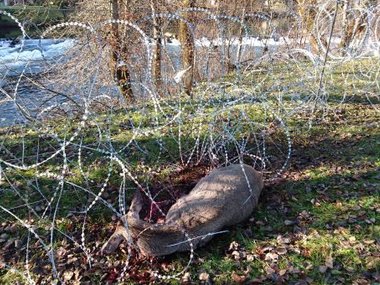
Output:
0,1,379,283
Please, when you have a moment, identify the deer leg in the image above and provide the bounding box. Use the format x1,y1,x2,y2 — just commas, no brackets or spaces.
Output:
101,225,130,255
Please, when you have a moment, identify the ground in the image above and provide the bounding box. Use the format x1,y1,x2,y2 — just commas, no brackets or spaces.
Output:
0,58,379,284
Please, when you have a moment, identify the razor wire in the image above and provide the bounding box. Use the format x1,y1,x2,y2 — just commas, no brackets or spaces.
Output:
0,2,379,283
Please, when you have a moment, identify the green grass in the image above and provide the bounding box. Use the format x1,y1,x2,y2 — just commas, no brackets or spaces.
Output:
0,58,379,284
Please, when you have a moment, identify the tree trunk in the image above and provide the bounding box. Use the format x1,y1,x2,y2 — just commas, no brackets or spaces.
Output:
295,0,319,53
339,0,369,55
110,0,134,102
235,3,247,71
339,0,351,53
150,0,163,97
179,0,195,98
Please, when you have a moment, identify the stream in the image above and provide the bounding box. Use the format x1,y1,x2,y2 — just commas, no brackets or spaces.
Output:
0,36,282,127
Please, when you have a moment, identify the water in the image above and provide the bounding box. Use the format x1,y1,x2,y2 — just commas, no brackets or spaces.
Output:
0,38,76,126
0,37,279,127
0,38,75,75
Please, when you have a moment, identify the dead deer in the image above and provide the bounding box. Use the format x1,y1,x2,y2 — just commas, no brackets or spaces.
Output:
102,164,263,257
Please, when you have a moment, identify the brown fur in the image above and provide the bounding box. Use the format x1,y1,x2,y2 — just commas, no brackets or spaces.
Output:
102,164,263,257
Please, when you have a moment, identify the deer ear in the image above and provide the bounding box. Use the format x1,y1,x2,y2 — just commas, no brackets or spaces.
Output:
250,168,264,190
129,190,143,213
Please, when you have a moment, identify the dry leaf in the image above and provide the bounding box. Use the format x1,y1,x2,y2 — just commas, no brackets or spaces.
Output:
232,250,241,260
199,272,210,281
181,272,191,283
232,272,247,283
265,267,276,275
276,247,287,255
63,270,74,281
264,252,279,262
279,269,287,276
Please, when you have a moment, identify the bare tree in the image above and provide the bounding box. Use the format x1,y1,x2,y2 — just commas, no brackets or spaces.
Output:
110,0,134,102
338,0,371,55
150,0,164,97
293,0,319,53
178,0,195,98
235,2,248,69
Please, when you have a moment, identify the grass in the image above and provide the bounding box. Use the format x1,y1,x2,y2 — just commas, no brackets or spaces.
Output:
0,57,379,284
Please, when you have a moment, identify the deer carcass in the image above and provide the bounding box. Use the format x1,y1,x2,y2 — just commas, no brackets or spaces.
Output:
102,164,263,257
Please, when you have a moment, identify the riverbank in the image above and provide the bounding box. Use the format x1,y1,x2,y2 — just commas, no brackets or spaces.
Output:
0,4,72,38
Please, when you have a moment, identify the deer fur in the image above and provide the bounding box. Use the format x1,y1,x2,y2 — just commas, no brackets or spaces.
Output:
102,164,263,257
